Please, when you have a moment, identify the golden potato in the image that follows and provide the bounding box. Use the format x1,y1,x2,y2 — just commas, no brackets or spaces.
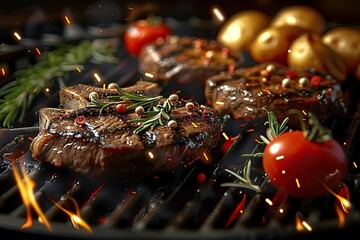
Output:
271,5,325,35
249,26,307,64
216,10,271,51
288,33,347,82
322,26,360,75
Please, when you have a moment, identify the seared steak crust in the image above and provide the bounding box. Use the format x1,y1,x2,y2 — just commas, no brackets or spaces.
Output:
59,81,161,109
138,35,243,103
30,100,222,178
205,62,348,127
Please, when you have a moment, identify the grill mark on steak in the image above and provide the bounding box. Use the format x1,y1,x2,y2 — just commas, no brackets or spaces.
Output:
205,62,349,127
30,99,222,178
138,35,243,103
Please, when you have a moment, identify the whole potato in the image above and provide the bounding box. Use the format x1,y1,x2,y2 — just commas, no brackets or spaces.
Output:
271,5,325,35
288,33,347,82
249,26,307,64
322,26,360,75
216,10,271,52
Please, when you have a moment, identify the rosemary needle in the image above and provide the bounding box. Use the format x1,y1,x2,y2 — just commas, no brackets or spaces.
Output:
0,40,119,128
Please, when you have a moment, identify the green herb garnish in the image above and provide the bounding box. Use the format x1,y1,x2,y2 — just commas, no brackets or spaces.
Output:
87,84,179,134
0,40,119,128
221,160,262,193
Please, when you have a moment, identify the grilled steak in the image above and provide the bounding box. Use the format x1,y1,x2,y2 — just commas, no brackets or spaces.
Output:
138,35,243,103
205,62,348,127
59,80,161,109
30,96,222,179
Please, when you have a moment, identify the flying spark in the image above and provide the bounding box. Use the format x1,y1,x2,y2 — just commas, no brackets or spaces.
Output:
65,16,71,24
212,7,225,22
295,178,301,188
14,32,22,40
94,73,102,82
35,47,41,56
144,72,154,78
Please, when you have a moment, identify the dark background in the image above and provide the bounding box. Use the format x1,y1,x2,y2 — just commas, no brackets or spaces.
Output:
0,0,359,43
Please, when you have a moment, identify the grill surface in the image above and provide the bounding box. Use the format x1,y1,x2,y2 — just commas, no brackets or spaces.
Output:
1,23,360,239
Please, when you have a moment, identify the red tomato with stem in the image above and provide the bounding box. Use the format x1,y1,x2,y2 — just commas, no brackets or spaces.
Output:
123,16,172,56
263,130,348,199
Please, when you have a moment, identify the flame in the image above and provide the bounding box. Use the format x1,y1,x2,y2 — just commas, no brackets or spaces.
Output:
323,182,351,228
13,161,92,232
12,162,52,230
49,197,92,232
322,182,351,214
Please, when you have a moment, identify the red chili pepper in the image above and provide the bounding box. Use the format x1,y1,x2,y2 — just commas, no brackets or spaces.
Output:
75,115,86,125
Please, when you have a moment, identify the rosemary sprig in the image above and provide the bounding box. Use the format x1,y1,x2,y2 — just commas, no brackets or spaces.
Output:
241,108,289,158
260,108,289,144
0,40,119,128
221,160,262,193
87,84,177,134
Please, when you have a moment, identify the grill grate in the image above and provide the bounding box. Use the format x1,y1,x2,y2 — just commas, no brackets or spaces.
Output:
1,37,360,239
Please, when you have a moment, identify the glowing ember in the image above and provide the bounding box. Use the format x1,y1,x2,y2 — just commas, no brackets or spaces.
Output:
191,122,198,128
222,132,229,140
295,178,301,188
265,198,273,206
35,47,41,56
225,194,246,228
144,72,154,78
353,162,358,168
148,151,154,159
93,73,102,82
76,67,82,73
203,152,209,161
254,138,261,144
1,67,5,76
13,32,22,40
49,197,92,232
246,129,254,132
12,162,51,230
212,7,225,22
197,173,206,183
64,15,71,24
215,101,224,105
301,110,307,116
103,83,106,90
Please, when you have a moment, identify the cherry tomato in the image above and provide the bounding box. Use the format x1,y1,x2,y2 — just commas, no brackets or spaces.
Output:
262,131,348,199
123,16,171,56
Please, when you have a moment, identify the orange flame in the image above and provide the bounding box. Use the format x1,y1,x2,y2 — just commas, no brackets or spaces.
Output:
49,197,92,232
322,182,351,227
322,182,351,214
12,162,52,230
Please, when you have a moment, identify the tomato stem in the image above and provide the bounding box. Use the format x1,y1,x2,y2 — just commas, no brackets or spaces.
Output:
287,109,333,142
